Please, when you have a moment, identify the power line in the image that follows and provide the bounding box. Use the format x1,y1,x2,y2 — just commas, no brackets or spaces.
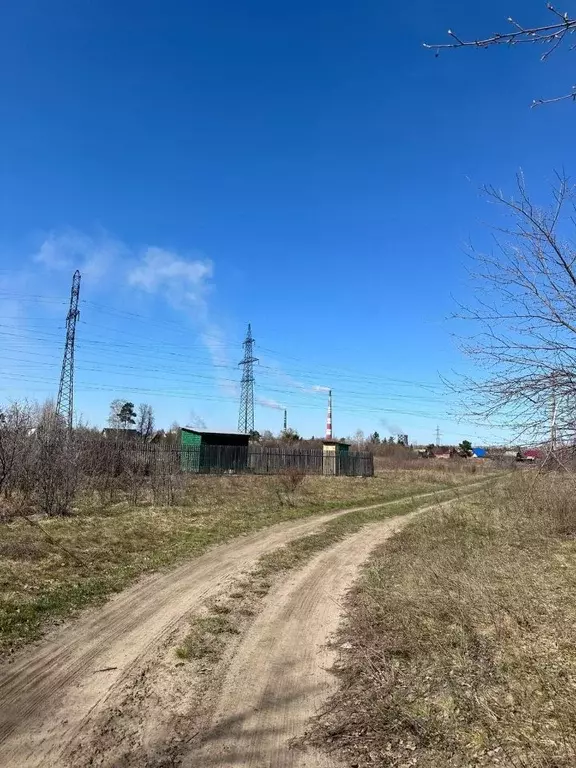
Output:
0,294,446,393
0,292,500,440
0,329,449,405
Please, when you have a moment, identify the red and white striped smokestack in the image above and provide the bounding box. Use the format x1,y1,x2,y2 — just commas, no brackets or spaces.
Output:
325,389,333,440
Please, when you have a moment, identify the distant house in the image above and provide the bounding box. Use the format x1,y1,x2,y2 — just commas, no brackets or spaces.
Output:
523,448,543,462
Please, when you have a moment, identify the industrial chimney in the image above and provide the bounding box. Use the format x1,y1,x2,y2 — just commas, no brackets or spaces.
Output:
325,389,333,440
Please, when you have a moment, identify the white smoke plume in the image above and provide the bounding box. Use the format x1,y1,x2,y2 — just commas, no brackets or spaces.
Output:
257,397,284,411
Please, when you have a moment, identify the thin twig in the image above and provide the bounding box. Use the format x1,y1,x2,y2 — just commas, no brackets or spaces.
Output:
23,515,88,568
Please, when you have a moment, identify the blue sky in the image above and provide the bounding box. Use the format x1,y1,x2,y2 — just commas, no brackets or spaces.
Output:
0,0,574,444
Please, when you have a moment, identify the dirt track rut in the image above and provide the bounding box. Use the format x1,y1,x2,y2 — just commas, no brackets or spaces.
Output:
0,486,481,767
187,517,408,767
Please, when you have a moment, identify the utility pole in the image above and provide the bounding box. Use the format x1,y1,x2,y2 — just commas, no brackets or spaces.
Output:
56,270,81,432
435,425,441,447
283,409,287,432
238,323,258,433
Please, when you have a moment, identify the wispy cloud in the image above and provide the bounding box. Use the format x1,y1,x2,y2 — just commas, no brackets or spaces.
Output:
261,360,331,396
34,228,128,281
32,227,236,400
201,324,238,398
128,246,237,398
128,247,213,314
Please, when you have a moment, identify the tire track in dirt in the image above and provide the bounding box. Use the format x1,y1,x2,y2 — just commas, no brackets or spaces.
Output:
186,515,413,768
0,483,488,768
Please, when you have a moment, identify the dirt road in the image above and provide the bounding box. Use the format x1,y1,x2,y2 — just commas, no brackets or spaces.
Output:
0,487,478,767
186,517,408,768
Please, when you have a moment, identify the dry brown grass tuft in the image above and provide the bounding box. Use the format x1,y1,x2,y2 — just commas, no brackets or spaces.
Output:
0,537,47,561
307,473,576,767
175,613,239,661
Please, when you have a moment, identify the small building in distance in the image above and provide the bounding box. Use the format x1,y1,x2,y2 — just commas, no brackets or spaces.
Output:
322,439,351,475
472,447,487,458
523,448,543,462
180,427,250,473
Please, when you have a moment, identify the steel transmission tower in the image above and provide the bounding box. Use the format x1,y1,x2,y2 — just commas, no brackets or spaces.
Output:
56,270,81,431
238,323,258,433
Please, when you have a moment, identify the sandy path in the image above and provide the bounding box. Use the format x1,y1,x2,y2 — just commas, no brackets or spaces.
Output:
187,515,410,768
0,494,433,768
0,483,487,768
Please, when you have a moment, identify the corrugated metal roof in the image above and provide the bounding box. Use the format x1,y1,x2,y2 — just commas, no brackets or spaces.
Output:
182,427,250,436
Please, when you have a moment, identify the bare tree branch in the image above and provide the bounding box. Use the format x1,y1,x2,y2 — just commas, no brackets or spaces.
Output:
136,403,155,442
424,4,576,105
454,172,576,443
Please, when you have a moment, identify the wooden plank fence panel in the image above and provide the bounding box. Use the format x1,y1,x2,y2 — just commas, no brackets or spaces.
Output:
83,440,373,477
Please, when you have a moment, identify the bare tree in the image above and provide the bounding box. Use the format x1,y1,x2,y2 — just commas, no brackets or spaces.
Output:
108,399,124,429
425,3,576,105
33,424,79,516
165,421,181,447
0,402,32,497
351,429,366,450
137,403,155,441
454,171,576,442
32,398,61,431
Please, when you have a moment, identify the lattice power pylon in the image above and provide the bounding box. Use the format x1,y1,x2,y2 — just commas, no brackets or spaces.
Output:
56,270,81,431
238,323,258,433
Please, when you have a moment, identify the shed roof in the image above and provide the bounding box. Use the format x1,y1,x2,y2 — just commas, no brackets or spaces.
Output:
182,427,250,437
322,439,351,446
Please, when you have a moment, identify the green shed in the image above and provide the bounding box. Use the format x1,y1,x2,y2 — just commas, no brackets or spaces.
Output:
180,428,250,473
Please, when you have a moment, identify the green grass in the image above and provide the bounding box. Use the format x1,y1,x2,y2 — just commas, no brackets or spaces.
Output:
0,467,498,653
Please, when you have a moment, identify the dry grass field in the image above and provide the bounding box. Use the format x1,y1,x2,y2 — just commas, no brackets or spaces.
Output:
0,462,491,653
308,472,576,767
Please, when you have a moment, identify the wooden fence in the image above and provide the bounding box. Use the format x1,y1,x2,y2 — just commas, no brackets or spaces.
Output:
88,441,374,477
